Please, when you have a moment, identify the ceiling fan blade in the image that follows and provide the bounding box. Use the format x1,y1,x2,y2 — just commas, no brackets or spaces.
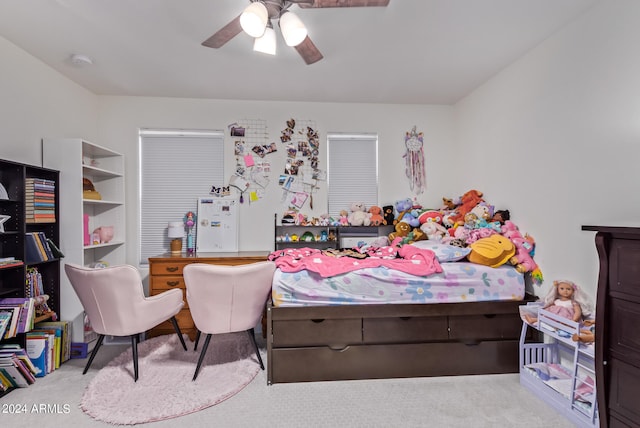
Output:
296,0,390,8
201,15,242,48
294,36,324,65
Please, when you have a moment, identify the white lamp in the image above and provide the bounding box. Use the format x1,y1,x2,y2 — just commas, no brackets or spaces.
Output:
240,1,268,38
253,22,277,55
279,11,307,47
168,221,184,255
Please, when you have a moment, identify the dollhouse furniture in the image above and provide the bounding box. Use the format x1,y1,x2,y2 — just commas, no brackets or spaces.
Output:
582,225,640,427
182,261,275,380
519,307,599,426
64,263,187,381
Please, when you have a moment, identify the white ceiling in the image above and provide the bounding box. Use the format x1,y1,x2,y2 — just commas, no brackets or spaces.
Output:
0,0,598,104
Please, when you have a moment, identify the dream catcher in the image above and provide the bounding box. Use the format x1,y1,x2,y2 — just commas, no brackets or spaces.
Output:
403,126,426,195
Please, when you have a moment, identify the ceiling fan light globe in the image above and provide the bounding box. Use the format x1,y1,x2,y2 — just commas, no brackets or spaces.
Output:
240,1,268,38
279,11,308,47
253,26,277,55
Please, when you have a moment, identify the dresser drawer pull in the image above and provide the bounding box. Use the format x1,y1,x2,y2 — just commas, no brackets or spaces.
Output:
166,281,180,287
166,266,179,272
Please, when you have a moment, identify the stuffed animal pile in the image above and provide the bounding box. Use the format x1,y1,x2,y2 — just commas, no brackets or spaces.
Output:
385,190,543,284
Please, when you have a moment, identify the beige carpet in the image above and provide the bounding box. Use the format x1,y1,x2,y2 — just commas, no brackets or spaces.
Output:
0,336,576,427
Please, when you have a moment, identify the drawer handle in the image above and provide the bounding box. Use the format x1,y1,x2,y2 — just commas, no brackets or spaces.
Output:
311,319,325,323
483,314,497,319
166,266,179,272
463,340,481,346
166,281,180,287
399,317,412,321
328,345,350,352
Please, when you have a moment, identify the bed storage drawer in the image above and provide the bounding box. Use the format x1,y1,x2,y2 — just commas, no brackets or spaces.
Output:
363,316,448,343
269,340,520,383
271,318,362,347
448,313,522,340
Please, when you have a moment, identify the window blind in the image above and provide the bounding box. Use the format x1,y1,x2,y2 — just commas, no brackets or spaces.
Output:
327,133,378,219
139,130,224,264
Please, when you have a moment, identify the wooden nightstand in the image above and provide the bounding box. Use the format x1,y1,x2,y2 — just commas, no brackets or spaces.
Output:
148,251,269,341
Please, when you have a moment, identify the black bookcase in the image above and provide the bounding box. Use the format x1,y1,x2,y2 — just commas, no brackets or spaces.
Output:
0,159,60,396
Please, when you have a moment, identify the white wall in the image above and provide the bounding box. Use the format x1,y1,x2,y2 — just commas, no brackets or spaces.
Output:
97,96,455,270
5,0,640,306
0,36,98,164
455,0,640,302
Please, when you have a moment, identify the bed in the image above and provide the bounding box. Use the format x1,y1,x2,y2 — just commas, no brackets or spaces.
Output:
266,243,537,384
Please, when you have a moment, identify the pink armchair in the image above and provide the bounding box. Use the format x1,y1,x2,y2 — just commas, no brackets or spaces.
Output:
64,263,187,381
182,261,276,381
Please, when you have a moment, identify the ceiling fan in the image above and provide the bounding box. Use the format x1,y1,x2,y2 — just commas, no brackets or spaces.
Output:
201,0,390,65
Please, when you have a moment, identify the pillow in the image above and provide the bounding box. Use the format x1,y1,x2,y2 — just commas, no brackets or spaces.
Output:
410,241,471,262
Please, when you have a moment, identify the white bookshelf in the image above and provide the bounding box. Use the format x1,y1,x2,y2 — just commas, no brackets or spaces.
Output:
42,138,125,343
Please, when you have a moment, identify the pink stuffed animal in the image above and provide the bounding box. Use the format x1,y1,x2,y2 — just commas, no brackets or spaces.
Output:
501,220,538,274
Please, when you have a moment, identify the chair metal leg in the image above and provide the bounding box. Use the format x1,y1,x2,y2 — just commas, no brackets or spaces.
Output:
194,330,201,351
247,328,264,370
169,316,187,351
131,334,139,382
192,334,212,381
82,334,105,374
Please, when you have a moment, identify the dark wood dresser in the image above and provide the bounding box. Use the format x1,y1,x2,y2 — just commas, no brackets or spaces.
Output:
582,226,640,427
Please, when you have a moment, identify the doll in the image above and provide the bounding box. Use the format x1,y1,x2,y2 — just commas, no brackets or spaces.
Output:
572,319,595,344
542,280,592,323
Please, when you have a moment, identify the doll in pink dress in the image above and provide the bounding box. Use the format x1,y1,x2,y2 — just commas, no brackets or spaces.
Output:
542,280,592,322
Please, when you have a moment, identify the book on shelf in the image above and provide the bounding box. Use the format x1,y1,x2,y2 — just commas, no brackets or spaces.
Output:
0,307,20,339
0,297,35,334
24,233,43,263
0,311,12,339
0,353,35,385
32,327,61,370
25,332,49,377
0,363,29,388
0,257,24,269
35,321,70,364
0,344,38,377
46,238,64,258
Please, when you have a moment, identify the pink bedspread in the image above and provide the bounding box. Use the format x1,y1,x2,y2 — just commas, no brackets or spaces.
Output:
268,246,442,278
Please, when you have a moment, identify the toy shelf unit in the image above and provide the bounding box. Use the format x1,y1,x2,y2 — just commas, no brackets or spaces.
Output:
274,214,394,251
519,306,599,427
274,214,339,250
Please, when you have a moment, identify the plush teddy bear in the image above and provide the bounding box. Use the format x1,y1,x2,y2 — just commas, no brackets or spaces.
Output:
348,202,371,226
388,221,411,242
368,205,385,226
446,190,484,227
383,205,395,226
393,198,413,225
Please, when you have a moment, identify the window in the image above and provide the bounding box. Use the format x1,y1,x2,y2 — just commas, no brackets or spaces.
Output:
327,133,378,218
139,129,224,264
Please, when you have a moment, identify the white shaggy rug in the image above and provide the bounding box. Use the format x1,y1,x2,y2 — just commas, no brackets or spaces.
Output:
80,332,260,425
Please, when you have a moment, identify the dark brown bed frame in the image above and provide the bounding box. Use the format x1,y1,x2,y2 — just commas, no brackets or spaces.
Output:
266,293,536,384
